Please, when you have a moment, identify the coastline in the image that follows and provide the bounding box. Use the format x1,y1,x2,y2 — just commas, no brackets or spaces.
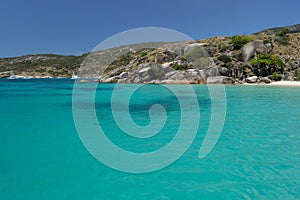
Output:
268,81,300,86
2,77,300,87
243,81,300,87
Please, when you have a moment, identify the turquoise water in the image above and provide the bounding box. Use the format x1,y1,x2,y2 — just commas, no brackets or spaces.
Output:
1,79,300,199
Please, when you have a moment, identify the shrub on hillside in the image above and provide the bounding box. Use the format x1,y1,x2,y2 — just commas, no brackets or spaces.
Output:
250,54,284,66
139,51,147,58
272,72,282,80
172,64,187,71
250,54,285,77
217,54,232,63
295,69,300,80
276,28,290,37
275,28,290,46
230,35,254,50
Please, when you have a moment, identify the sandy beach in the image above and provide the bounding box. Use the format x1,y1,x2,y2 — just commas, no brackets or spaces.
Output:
243,81,300,87
268,81,300,86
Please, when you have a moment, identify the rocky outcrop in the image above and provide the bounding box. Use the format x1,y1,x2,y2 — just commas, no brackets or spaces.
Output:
101,76,118,83
99,30,300,84
114,66,206,84
282,72,295,81
205,66,220,77
206,76,233,84
184,43,209,55
1,24,300,84
242,41,269,63
0,71,11,78
119,71,128,79
219,67,230,76
259,77,272,84
245,76,258,83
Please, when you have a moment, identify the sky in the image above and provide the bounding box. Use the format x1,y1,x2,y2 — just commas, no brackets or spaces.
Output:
0,0,299,58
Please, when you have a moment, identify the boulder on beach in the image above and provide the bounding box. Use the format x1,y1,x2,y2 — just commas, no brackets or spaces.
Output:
206,76,232,84
259,77,272,84
245,76,258,83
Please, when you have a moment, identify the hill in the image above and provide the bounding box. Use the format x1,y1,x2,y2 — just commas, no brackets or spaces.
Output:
0,54,86,78
1,24,299,83
255,24,300,35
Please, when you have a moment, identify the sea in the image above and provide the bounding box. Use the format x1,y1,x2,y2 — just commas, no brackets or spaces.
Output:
0,79,299,199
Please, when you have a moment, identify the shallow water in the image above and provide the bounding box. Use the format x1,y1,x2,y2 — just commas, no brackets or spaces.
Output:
0,79,299,199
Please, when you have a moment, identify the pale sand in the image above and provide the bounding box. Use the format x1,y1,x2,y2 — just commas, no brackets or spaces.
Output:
268,81,300,87
242,81,300,87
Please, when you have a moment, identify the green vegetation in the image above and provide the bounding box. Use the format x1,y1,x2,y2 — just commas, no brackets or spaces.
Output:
250,54,284,66
276,28,290,37
263,39,272,44
132,64,138,71
220,45,227,52
277,37,289,46
35,68,47,73
230,35,254,50
172,64,187,71
233,50,244,62
177,56,187,61
272,72,282,81
295,70,300,80
105,52,133,73
0,54,85,77
0,24,299,80
183,46,210,69
276,28,290,45
217,54,232,63
250,54,285,77
139,51,147,58
119,52,132,65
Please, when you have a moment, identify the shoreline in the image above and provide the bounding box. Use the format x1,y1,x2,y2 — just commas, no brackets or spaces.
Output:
2,78,300,87
268,81,300,86
243,81,300,87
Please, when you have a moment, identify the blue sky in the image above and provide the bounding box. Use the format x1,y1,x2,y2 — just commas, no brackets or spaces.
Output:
0,0,299,58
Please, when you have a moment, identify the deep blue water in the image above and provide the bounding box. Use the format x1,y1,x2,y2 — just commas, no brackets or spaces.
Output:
0,79,300,199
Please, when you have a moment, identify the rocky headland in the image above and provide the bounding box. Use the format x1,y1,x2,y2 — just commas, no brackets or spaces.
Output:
1,24,300,84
